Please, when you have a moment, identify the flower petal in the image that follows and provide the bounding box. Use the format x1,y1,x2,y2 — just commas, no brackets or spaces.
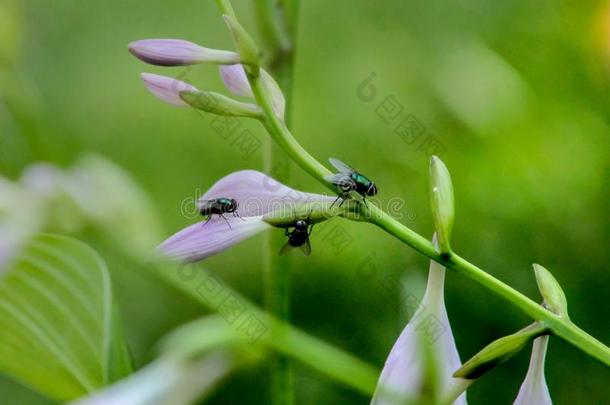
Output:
129,39,240,66
513,336,552,405
140,73,198,106
198,170,334,217
219,64,253,97
157,215,269,262
219,65,285,119
372,258,467,405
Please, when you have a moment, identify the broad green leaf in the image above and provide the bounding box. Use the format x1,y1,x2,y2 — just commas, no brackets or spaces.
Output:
0,234,133,401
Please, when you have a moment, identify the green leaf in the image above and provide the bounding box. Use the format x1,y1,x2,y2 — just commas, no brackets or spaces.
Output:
0,234,133,401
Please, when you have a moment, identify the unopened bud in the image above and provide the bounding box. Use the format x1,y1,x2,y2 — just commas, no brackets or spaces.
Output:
140,73,198,107
429,156,454,254
129,39,240,66
533,264,569,318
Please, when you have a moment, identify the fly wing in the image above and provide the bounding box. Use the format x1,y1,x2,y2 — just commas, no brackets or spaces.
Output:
197,198,214,210
324,172,350,184
329,158,355,174
299,239,312,256
279,242,295,256
324,173,356,191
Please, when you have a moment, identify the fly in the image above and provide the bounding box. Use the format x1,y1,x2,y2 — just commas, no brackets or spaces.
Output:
279,219,313,256
325,158,378,207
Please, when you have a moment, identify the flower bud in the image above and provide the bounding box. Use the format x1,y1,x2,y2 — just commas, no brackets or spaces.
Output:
429,156,454,254
179,90,262,119
219,64,254,97
140,73,198,106
222,15,260,75
219,64,285,119
128,39,240,66
454,323,547,380
533,264,569,318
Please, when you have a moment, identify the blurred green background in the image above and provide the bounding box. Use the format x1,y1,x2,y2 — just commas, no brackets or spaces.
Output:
1,0,609,403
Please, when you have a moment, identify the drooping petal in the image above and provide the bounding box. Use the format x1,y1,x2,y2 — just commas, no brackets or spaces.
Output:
198,170,334,217
372,254,467,405
513,336,552,405
157,215,269,262
129,39,240,66
219,64,253,98
140,73,198,106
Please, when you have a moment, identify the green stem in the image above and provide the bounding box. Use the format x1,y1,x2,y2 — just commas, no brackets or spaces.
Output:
247,64,610,367
217,0,610,370
155,266,379,396
254,1,300,404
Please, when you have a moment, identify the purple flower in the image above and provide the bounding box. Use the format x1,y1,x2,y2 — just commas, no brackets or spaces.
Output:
140,73,198,106
128,39,240,66
219,64,285,119
157,170,333,262
371,241,467,405
513,336,552,405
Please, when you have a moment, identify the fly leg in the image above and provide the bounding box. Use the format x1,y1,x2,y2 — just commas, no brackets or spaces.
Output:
219,214,232,229
233,211,246,221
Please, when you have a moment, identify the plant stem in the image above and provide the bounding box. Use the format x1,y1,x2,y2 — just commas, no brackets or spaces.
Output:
218,0,610,369
254,1,300,404
154,265,380,396
247,68,610,367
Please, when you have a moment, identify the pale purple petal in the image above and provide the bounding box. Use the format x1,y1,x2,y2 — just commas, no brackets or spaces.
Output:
372,258,467,405
219,65,285,118
219,64,253,97
198,170,334,217
513,336,552,405
140,73,198,106
129,39,240,66
157,215,269,262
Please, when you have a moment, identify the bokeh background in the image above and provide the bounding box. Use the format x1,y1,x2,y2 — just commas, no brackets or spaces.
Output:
1,0,609,403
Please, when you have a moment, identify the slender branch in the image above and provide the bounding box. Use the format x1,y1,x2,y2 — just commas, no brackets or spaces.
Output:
216,0,610,369
254,1,301,404
245,60,610,367
154,264,379,396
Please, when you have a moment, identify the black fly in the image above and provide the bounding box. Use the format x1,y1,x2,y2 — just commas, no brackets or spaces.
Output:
280,219,313,256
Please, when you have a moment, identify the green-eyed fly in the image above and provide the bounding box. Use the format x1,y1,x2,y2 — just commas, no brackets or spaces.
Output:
280,219,313,256
199,197,243,228
325,158,378,206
